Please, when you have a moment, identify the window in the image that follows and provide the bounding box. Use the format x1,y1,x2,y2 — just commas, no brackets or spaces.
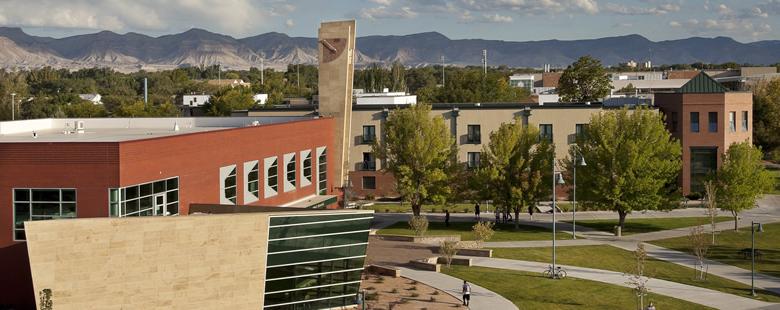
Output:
690,147,718,194
362,152,376,171
467,152,481,169
284,153,296,192
467,125,481,144
14,188,77,241
539,124,553,142
317,147,327,195
742,111,749,132
670,112,678,132
265,157,279,198
221,165,237,204
245,161,259,203
362,126,376,144
109,177,179,219
729,111,736,132
575,124,588,140
690,112,699,133
708,112,718,132
301,150,313,187
362,176,376,190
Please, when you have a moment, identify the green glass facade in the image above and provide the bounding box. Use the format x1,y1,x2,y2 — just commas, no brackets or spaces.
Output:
264,212,372,309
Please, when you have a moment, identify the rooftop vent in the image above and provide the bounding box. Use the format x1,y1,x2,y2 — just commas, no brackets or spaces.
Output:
76,121,85,133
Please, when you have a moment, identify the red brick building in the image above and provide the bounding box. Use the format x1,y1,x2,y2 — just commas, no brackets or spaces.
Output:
0,116,338,308
655,72,753,195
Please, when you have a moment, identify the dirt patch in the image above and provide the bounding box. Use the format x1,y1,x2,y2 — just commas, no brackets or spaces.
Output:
360,273,466,310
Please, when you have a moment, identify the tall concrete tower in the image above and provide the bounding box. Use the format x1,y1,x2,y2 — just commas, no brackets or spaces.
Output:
317,20,356,197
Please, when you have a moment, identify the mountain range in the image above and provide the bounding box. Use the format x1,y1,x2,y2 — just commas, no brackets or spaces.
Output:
0,27,779,72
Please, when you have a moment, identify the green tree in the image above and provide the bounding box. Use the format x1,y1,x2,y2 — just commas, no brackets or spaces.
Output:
474,118,553,229
206,88,255,116
372,104,458,215
572,107,682,229
558,55,612,102
753,78,780,157
64,101,108,118
714,142,773,230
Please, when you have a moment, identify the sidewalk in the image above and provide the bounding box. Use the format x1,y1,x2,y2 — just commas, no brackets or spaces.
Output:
397,266,517,310
470,256,777,310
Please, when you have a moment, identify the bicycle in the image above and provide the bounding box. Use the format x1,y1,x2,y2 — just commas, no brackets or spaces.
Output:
542,265,567,279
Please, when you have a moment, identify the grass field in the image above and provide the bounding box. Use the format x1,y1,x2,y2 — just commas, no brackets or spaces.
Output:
360,202,573,213
767,166,780,195
651,222,780,278
491,245,780,302
565,216,732,235
442,265,713,309
376,221,570,241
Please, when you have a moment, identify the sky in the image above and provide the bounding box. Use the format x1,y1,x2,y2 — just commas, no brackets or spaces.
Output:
0,0,778,43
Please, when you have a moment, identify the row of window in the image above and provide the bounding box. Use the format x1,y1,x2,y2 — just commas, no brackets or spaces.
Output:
220,147,327,205
109,177,179,218
13,188,77,241
362,124,588,146
671,111,749,133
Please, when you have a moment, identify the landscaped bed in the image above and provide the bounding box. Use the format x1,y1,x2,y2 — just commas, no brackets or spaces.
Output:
565,216,732,235
651,222,780,278
491,245,780,302
377,221,570,241
442,265,712,309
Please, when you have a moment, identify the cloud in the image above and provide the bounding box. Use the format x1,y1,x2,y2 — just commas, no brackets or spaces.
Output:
359,6,418,20
758,0,780,15
604,2,680,15
455,0,599,15
370,0,393,5
459,12,513,24
670,18,772,39
0,0,295,37
285,19,295,28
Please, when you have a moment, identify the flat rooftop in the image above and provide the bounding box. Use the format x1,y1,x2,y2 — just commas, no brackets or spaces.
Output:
0,116,311,143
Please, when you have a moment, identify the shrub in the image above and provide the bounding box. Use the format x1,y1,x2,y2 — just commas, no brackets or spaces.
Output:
432,290,439,295
472,221,496,248
410,292,420,298
439,240,460,267
408,215,429,236
365,292,378,300
463,207,469,213
390,288,398,294
366,194,375,200
385,209,390,213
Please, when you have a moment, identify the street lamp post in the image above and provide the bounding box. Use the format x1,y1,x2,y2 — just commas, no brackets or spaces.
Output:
751,221,764,296
10,92,16,121
551,168,565,278
572,152,586,239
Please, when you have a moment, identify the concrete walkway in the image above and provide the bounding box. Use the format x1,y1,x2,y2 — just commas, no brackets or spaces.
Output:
397,266,517,310
471,256,778,310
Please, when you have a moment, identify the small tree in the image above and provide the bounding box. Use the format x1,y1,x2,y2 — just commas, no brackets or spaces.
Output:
558,55,613,102
408,215,429,236
715,142,773,230
689,225,710,280
625,243,650,310
472,221,495,248
703,181,719,244
439,240,459,268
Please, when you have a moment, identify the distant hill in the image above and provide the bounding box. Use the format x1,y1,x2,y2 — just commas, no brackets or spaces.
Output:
0,27,778,71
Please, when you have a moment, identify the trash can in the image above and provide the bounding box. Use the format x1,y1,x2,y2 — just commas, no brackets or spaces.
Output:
614,226,622,237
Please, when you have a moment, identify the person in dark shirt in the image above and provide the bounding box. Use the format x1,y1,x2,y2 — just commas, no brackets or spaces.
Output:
445,209,450,227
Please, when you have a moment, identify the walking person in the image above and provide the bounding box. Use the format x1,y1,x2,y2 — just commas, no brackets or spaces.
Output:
646,301,656,310
474,202,481,220
494,208,500,223
462,280,471,306
445,209,450,227
528,205,534,221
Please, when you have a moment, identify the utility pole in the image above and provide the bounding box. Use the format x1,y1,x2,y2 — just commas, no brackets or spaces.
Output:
297,64,301,95
482,49,487,76
440,55,446,86
261,58,265,85
10,92,16,121
144,78,148,106
217,63,221,87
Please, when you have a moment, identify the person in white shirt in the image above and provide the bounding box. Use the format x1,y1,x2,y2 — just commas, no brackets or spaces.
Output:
462,280,471,306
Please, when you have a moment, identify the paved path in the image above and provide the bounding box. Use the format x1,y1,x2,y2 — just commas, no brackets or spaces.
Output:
470,256,779,310
397,266,518,310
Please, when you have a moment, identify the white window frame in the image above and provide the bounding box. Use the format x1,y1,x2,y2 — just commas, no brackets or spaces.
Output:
265,156,279,198
300,150,312,187
316,147,327,195
220,165,237,205
283,153,296,192
244,160,260,204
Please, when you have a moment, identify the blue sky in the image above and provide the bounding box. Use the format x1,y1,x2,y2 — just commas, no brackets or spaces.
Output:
1,0,778,42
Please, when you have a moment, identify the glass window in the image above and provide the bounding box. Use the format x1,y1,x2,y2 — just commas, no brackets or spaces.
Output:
267,158,279,194
318,148,327,195
708,112,718,132
303,152,312,184
361,152,376,171
729,111,736,132
467,152,480,169
248,162,259,199
286,154,296,188
362,125,375,144
670,112,678,133
109,177,179,218
13,188,78,241
224,166,237,204
690,112,700,133
539,124,553,142
575,124,588,140
742,111,749,132
362,176,376,190
467,125,481,144
690,147,717,194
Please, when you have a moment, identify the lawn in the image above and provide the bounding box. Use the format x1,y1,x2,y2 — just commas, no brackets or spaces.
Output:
376,221,570,241
491,245,780,302
566,216,732,235
442,265,713,310
651,222,780,278
360,202,573,213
